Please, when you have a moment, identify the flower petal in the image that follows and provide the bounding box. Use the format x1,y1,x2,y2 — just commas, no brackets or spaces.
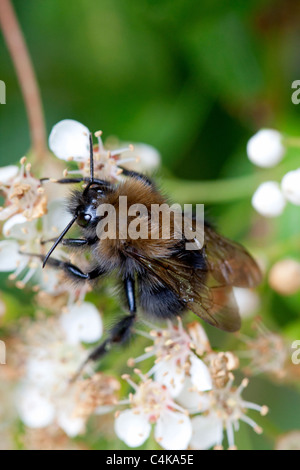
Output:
190,355,212,392
188,322,211,356
3,214,37,240
0,165,19,184
0,240,24,271
60,302,103,345
154,361,185,398
122,143,161,172
0,205,18,221
190,415,223,450
43,199,73,235
57,409,86,437
176,378,210,413
114,409,151,448
155,411,192,450
17,387,55,429
49,119,90,160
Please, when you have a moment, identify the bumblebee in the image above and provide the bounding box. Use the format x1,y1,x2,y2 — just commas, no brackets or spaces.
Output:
42,134,261,365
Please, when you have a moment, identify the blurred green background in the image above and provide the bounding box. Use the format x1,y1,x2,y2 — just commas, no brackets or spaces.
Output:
1,0,300,177
1,0,300,450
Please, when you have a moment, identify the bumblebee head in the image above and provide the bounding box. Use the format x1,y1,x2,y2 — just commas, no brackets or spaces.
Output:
42,133,112,268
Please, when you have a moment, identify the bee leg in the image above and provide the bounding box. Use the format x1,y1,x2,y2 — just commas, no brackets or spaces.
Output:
20,253,106,280
72,277,137,379
43,257,106,280
118,166,154,187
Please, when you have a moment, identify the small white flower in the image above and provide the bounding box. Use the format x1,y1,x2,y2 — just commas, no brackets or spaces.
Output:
132,319,212,397
0,157,47,222
49,119,90,160
60,302,103,345
281,168,300,205
181,376,268,450
233,287,260,319
17,314,107,437
115,371,192,450
247,129,285,167
252,181,286,217
240,322,288,378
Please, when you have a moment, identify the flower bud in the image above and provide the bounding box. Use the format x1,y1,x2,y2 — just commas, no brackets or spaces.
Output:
281,168,300,205
247,129,285,168
252,182,286,217
268,259,300,295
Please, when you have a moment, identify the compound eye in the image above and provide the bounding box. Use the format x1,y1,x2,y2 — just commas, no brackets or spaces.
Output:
77,212,92,227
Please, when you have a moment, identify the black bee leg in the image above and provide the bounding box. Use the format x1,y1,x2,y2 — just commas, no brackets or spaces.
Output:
72,277,137,380
43,257,106,280
118,166,154,187
21,253,106,281
124,275,137,315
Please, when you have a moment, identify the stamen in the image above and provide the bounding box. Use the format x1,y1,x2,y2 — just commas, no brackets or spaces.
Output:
95,130,104,154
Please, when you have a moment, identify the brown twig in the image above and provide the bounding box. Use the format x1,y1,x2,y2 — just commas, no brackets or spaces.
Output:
0,0,48,161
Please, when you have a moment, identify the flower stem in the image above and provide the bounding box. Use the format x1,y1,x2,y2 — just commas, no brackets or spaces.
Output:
284,137,300,148
163,153,300,204
0,0,48,161
162,173,261,203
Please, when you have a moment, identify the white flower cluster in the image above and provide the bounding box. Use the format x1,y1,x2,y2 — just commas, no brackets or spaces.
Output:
17,306,103,436
114,320,268,450
0,157,74,292
247,129,300,217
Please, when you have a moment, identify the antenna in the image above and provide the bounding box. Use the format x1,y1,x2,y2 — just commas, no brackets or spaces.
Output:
89,132,94,183
42,215,77,268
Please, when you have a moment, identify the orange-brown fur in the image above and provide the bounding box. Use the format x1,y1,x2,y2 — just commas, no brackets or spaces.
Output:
96,179,180,262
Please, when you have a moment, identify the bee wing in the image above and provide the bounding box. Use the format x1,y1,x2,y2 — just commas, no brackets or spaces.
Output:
127,250,241,332
204,225,262,288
